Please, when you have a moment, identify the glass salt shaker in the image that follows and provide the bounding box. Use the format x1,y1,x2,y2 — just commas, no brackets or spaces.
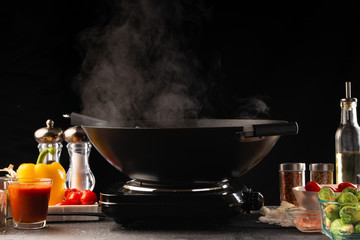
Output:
64,126,95,191
279,163,305,205
34,119,64,164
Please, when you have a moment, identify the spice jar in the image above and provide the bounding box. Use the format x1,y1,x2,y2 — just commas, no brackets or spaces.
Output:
309,163,334,184
279,163,305,205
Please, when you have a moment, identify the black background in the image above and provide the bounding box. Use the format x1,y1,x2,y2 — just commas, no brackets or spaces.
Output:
1,1,360,205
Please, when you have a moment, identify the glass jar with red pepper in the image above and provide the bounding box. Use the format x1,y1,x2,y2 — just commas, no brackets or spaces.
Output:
279,163,305,205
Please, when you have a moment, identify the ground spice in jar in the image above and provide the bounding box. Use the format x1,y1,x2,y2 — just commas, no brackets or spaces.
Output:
309,163,334,184
279,163,305,205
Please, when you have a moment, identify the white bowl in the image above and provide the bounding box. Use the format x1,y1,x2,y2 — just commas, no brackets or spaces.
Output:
292,184,338,210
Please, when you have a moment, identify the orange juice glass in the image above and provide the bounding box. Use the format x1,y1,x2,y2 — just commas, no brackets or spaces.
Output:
8,178,52,229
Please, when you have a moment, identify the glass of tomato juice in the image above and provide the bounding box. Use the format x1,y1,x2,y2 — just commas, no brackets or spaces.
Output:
8,178,52,229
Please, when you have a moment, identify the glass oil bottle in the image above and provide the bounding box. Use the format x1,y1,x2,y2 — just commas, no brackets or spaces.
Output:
335,82,360,184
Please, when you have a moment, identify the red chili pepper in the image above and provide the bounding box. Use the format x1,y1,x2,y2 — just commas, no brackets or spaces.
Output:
337,182,357,192
305,181,322,192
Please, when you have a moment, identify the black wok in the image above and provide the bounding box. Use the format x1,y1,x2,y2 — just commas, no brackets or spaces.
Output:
81,119,298,184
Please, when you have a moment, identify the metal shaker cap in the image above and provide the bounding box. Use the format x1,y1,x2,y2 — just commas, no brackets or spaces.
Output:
309,163,334,172
34,119,64,143
279,163,306,171
64,126,89,143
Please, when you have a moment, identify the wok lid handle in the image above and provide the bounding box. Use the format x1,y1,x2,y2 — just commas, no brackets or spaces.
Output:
242,122,298,137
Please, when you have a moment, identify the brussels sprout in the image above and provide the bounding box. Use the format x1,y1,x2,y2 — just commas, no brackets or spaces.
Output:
331,219,354,235
324,204,340,221
319,187,336,201
340,206,360,224
356,191,360,202
325,217,332,229
355,221,360,233
337,192,359,203
343,187,357,195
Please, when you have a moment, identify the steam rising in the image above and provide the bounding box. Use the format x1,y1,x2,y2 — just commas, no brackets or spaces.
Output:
76,0,211,121
75,0,270,121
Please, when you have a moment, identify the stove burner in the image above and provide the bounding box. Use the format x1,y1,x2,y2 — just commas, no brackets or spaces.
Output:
100,179,264,227
123,179,229,193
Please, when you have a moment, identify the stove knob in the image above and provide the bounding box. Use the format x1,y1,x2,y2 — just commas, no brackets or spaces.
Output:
243,191,264,213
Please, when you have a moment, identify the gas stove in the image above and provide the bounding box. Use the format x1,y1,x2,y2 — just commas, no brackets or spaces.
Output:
100,179,263,227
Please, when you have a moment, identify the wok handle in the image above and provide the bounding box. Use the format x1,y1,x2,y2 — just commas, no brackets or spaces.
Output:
242,122,299,137
66,112,108,126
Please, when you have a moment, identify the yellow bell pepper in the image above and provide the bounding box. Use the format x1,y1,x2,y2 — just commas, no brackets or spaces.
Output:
17,147,66,206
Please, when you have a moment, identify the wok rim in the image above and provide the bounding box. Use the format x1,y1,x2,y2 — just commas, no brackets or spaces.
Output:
81,118,287,130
